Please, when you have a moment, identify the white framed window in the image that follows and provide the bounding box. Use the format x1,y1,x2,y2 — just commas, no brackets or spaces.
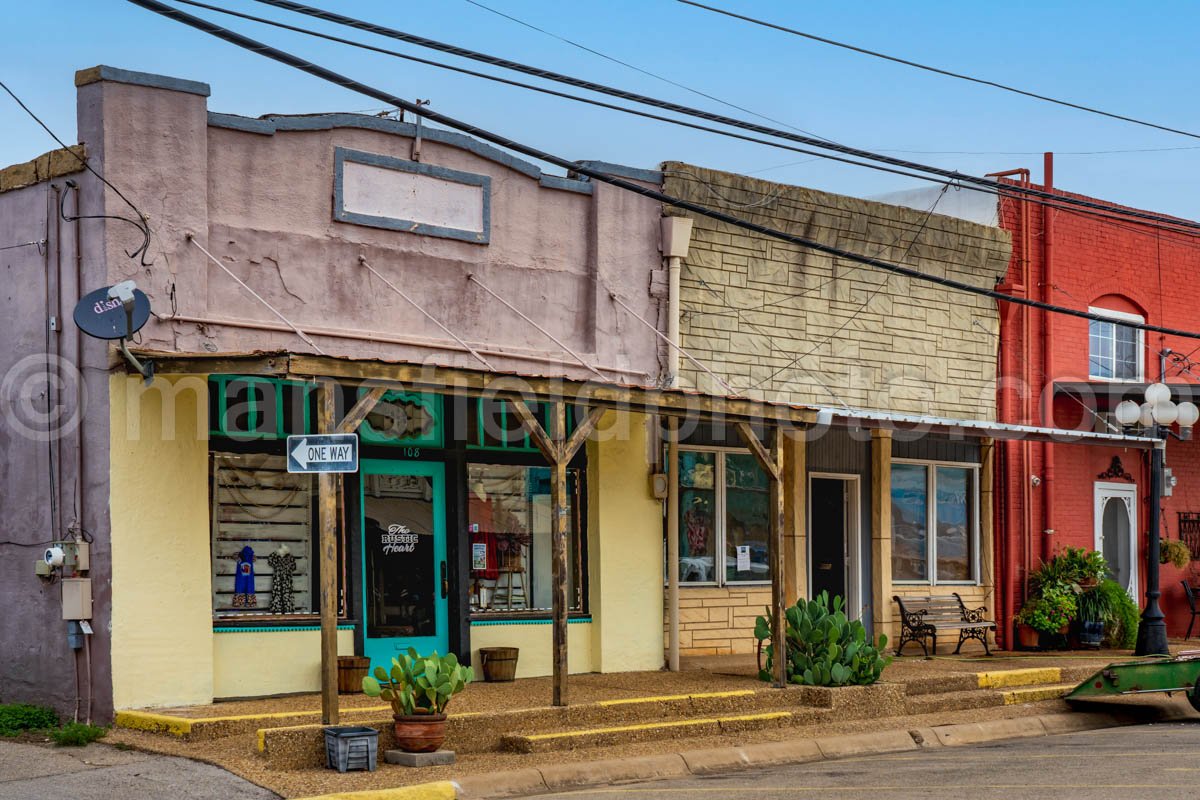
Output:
891,459,980,585
1088,306,1144,382
674,447,770,586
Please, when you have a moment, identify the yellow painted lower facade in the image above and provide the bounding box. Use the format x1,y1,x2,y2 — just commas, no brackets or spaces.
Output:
106,381,666,708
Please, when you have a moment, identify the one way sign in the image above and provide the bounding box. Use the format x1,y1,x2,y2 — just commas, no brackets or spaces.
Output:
286,433,359,474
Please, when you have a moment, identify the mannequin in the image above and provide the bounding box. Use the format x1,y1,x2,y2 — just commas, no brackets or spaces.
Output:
268,543,298,615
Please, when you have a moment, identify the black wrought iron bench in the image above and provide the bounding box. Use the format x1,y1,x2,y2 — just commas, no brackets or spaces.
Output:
893,593,994,656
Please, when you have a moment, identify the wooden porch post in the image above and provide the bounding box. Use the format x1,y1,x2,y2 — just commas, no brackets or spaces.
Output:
782,430,807,605
736,423,786,689
870,429,894,642
666,416,681,672
319,384,389,725
980,438,996,630
509,401,605,707
318,381,339,725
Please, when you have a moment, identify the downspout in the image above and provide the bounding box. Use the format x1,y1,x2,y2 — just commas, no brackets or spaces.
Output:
1041,153,1056,565
660,216,692,670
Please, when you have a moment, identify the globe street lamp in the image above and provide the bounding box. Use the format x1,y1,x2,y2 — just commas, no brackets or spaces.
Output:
1115,384,1199,656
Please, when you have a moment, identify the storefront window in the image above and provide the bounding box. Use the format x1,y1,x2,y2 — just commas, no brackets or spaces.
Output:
676,449,769,585
210,453,317,616
467,463,585,614
891,461,978,584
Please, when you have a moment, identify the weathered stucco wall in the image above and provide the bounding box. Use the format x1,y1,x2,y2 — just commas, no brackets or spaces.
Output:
213,628,355,699
76,66,663,385
662,163,1011,419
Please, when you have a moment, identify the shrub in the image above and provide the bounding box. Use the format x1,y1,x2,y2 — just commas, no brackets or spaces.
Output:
1095,579,1139,649
0,704,58,736
1160,538,1191,569
754,591,890,687
1031,547,1108,593
50,723,106,747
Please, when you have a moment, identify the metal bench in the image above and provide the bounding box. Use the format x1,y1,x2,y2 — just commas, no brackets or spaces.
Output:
893,593,994,656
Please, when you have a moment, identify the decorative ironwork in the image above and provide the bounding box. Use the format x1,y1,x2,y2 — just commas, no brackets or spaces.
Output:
1179,512,1200,561
892,595,994,657
1098,456,1135,482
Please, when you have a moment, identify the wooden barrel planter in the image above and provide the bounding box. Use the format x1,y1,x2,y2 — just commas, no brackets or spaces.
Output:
337,655,371,693
479,647,519,682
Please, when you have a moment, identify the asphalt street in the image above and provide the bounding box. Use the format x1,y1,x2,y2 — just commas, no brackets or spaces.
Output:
0,740,278,800
531,720,1200,800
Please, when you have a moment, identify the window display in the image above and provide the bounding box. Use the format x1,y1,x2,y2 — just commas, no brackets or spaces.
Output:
675,449,769,585
891,461,979,584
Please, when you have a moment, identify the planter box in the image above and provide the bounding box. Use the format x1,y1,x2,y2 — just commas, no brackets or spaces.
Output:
324,726,379,773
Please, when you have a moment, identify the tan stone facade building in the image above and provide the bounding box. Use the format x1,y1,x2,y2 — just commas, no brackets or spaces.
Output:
659,164,1012,655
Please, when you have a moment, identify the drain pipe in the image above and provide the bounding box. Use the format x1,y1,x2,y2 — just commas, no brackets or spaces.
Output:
1041,153,1056,565
661,216,693,388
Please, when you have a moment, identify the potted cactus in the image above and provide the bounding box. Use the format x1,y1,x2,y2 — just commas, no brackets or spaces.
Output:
362,648,473,753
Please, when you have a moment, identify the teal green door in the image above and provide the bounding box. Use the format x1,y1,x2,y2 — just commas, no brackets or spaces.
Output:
361,460,449,668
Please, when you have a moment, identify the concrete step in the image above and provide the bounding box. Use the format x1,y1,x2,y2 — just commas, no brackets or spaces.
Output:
1000,683,1076,705
500,711,795,754
904,688,1003,716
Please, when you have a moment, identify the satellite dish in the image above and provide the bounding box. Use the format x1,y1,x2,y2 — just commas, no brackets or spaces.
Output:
73,283,151,340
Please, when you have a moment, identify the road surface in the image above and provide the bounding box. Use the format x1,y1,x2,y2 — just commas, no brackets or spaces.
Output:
532,720,1200,800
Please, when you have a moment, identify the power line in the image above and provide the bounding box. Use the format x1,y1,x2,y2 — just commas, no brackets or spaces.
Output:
176,1,1200,243
677,0,1200,143
0,79,153,265
460,0,831,141
126,0,1200,348
243,0,1200,237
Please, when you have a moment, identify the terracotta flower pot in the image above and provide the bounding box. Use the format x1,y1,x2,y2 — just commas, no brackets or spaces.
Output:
1014,623,1040,650
392,713,447,753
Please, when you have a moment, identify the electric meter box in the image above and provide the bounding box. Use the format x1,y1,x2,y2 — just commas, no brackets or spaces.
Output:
62,578,92,620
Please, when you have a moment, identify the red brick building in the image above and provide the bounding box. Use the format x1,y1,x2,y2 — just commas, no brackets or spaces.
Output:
994,155,1200,644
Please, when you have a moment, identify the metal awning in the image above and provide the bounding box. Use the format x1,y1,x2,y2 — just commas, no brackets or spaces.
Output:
819,407,1160,449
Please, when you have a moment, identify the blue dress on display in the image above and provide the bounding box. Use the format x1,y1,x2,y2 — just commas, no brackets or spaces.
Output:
233,545,257,608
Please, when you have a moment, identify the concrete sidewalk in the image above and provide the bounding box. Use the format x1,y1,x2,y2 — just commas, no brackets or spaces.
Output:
0,740,278,800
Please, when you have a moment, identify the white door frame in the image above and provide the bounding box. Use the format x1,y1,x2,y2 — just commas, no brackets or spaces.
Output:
1094,481,1138,599
807,473,862,620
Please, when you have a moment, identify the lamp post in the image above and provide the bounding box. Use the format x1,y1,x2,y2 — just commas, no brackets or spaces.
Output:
1115,384,1199,656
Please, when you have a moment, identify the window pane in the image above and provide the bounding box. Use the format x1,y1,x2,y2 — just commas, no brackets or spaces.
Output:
467,464,582,613
212,453,315,615
364,475,438,638
678,451,717,583
935,467,974,582
1114,325,1139,380
1089,320,1113,378
891,464,928,581
725,453,769,582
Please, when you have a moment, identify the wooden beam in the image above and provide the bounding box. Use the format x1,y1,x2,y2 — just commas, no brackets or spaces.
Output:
980,438,996,640
735,422,781,482
507,400,560,464
336,385,387,434
782,430,806,606
767,427,787,689
318,381,339,725
548,401,570,707
560,406,606,462
870,429,893,642
666,416,681,672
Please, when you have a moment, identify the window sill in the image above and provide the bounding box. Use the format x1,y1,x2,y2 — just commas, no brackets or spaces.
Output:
470,613,591,625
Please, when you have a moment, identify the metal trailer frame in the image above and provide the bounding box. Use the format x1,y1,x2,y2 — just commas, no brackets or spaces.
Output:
1066,650,1200,712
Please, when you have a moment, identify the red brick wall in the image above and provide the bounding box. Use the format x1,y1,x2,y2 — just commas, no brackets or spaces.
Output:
996,177,1200,640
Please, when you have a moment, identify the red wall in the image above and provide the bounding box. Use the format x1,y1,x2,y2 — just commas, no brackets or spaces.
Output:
995,170,1200,642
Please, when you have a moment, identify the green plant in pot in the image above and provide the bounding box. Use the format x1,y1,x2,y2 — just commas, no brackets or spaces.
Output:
1161,538,1191,570
1015,583,1076,648
1095,579,1139,649
1075,588,1111,648
362,648,473,753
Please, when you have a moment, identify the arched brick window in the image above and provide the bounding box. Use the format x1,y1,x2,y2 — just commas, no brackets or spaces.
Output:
1088,296,1144,382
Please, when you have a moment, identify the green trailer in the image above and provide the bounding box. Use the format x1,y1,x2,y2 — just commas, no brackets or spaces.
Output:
1066,651,1200,711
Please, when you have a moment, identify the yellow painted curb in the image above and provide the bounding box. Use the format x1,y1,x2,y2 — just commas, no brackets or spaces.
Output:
597,689,756,706
976,667,1061,689
291,781,457,800
1001,684,1075,705
113,711,194,736
523,711,791,742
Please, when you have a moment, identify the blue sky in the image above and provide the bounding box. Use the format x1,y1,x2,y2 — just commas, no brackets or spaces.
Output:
4,1,1200,217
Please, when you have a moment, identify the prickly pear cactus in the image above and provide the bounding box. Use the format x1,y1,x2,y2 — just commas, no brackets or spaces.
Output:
754,591,890,686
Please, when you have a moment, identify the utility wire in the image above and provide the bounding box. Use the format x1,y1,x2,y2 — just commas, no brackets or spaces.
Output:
127,0,1200,348
243,0,1200,237
677,0,1200,143
178,0,1200,242
0,239,46,252
460,0,831,141
0,79,153,265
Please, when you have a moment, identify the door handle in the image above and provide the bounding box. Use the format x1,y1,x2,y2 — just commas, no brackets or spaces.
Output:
441,560,448,599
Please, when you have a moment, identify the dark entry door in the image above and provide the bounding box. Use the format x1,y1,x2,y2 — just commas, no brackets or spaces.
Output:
810,477,847,604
